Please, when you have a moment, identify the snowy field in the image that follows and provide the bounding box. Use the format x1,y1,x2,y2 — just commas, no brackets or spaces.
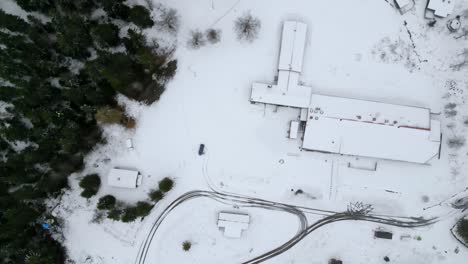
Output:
27,0,468,263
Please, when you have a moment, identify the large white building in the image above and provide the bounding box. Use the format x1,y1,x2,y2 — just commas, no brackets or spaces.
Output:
250,21,441,164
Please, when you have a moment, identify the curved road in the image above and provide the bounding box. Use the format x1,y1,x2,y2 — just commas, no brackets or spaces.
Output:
135,190,437,264
135,190,309,264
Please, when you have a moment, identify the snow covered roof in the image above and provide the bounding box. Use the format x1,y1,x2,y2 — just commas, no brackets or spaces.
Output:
107,168,140,189
427,0,455,18
217,212,250,238
303,95,441,163
250,21,441,164
278,21,307,72
395,0,411,9
250,21,311,108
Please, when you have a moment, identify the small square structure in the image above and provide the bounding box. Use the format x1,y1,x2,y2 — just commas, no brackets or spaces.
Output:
217,212,250,238
108,168,141,189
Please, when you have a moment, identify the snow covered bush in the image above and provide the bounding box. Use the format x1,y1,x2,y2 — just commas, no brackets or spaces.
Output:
444,103,457,117
182,241,192,251
206,28,221,44
149,189,164,202
188,30,206,49
79,174,101,198
107,208,123,221
121,202,154,222
234,12,261,42
159,177,174,193
157,7,180,33
97,195,117,210
447,137,466,149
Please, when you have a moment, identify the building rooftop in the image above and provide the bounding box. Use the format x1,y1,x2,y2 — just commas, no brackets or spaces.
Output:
427,0,455,18
107,168,140,189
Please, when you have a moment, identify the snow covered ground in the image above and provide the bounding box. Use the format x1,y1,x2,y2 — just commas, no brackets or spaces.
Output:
44,0,468,263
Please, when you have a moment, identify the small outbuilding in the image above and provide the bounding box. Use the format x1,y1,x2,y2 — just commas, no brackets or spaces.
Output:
217,211,250,238
107,168,141,189
374,230,393,240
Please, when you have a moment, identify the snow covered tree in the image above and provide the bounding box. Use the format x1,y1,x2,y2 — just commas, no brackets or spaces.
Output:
157,7,180,33
129,5,154,28
206,28,221,44
234,12,261,42
188,29,206,49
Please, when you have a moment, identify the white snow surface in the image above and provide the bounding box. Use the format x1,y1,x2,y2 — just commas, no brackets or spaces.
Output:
39,0,468,263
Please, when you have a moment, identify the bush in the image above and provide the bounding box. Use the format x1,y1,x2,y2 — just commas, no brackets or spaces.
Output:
188,30,206,49
107,208,123,221
206,28,221,44
182,241,191,251
79,174,101,198
95,107,124,124
97,195,116,210
457,219,468,243
448,137,466,149
121,202,153,222
329,259,343,264
121,207,138,222
159,177,174,193
129,5,154,28
157,7,179,33
135,201,153,217
234,12,261,42
149,189,164,202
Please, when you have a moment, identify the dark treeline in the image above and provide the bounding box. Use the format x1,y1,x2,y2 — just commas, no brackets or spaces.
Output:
0,0,177,263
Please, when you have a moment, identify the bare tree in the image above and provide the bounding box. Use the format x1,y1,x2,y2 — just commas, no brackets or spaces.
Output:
448,136,466,149
206,28,221,44
187,30,206,49
450,48,468,71
347,202,373,216
234,12,261,42
157,7,180,33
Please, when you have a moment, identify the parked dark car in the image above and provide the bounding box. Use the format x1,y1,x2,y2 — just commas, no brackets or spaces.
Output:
198,144,205,156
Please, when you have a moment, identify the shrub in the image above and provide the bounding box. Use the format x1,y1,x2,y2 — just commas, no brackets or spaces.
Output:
157,7,180,33
129,5,154,28
149,189,164,202
448,137,466,149
95,107,124,124
121,207,138,222
457,219,468,243
188,30,206,49
234,12,261,42
182,241,191,251
206,28,221,44
122,115,136,129
79,174,101,198
135,201,153,217
107,208,123,221
329,259,343,264
97,195,116,210
159,177,174,193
